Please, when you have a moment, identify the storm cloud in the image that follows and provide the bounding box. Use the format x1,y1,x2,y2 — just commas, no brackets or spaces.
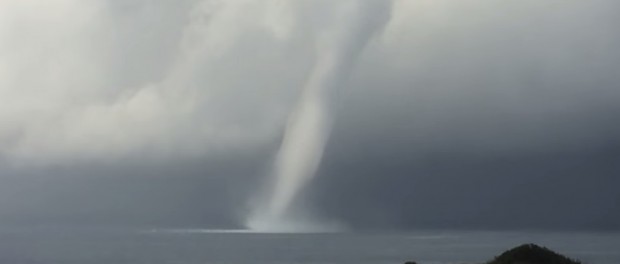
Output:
0,0,619,230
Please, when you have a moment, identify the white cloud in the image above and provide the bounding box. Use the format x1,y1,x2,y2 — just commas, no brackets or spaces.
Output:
0,0,306,166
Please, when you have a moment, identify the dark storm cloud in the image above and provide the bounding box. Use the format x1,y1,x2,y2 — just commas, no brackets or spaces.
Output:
311,0,620,230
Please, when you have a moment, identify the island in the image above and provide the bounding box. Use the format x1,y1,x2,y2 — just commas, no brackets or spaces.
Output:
405,243,582,264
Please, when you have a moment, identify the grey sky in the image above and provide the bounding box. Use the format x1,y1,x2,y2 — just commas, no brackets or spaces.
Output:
0,0,618,230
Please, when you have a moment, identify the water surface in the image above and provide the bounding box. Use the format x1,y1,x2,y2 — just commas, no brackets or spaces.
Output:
1,228,618,264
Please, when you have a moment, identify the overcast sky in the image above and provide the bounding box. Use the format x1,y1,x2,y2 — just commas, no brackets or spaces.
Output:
0,0,619,231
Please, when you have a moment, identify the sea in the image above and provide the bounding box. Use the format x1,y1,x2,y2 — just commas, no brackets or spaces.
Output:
0,228,618,264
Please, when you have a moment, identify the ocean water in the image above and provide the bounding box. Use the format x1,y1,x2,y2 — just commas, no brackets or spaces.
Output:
0,228,618,264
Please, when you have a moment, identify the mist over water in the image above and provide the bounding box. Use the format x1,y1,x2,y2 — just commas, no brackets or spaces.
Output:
246,1,393,232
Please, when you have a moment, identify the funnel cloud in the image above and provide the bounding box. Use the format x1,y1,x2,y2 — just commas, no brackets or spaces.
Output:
247,1,393,232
